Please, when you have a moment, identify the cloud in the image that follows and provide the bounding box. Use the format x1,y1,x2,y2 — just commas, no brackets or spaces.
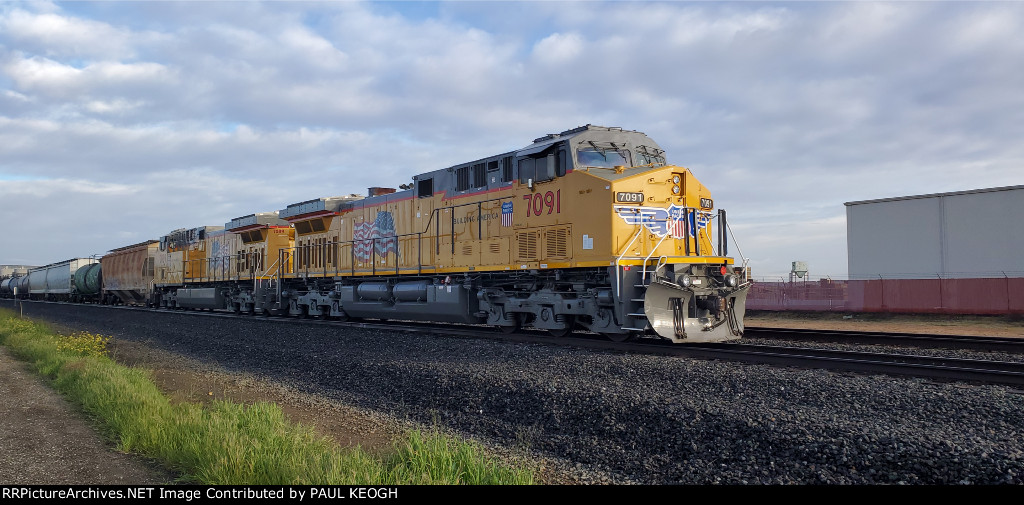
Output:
83,98,144,115
532,32,583,65
0,7,136,60
1,1,1023,277
2,55,176,110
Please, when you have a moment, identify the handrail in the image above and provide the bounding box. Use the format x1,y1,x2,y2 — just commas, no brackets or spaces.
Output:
614,226,644,298
282,196,508,280
259,256,281,292
617,255,735,260
615,207,733,298
700,215,717,260
642,232,673,281
421,194,509,230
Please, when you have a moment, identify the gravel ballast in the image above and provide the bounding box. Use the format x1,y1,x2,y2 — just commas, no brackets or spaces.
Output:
7,300,1024,484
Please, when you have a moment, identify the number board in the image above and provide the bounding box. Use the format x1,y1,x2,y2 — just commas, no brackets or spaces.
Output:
616,192,644,203
523,190,561,217
700,197,714,210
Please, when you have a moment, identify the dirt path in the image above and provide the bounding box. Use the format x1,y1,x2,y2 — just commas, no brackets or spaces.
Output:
0,346,172,484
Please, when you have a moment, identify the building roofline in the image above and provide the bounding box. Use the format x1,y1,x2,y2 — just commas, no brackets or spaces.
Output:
844,185,1024,206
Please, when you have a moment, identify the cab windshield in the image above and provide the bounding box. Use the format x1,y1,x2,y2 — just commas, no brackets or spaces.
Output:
636,151,666,165
577,147,631,168
634,145,666,166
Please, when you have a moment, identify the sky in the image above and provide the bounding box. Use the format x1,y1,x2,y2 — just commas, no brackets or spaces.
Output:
1,1,1021,279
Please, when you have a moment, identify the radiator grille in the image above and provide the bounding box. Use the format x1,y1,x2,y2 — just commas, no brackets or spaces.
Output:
545,227,569,259
516,232,539,261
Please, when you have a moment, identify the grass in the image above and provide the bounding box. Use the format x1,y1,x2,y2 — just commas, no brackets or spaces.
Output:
0,309,534,485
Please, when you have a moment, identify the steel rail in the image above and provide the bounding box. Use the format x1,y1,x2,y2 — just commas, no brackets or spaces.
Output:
664,342,1024,386
6,299,1024,386
745,326,1024,353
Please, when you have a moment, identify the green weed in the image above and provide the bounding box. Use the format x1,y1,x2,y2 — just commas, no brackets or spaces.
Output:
0,310,534,485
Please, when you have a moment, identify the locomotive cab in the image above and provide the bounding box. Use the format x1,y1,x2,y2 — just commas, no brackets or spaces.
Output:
505,125,750,342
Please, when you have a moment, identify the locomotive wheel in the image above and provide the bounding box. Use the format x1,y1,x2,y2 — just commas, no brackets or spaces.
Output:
495,312,520,334
547,316,575,338
602,332,635,343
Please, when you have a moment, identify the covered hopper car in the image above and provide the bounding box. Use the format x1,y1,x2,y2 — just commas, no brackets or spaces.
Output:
14,258,101,302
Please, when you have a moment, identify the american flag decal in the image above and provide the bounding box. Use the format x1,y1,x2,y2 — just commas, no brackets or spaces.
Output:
669,216,686,239
353,211,399,261
501,201,513,227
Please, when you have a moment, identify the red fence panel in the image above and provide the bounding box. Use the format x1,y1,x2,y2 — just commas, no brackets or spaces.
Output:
940,278,1016,314
1011,278,1024,314
887,278,943,313
750,277,1022,315
747,280,848,312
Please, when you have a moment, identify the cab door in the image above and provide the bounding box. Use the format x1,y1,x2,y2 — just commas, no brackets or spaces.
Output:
415,176,437,270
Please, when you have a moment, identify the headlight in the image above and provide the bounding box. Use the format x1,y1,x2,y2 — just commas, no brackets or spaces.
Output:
725,274,738,288
672,185,680,195
680,274,693,287
672,174,681,184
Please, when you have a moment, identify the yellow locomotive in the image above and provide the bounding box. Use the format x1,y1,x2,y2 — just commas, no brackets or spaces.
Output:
139,125,749,342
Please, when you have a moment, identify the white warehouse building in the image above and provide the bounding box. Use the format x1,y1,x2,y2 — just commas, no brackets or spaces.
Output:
845,185,1024,280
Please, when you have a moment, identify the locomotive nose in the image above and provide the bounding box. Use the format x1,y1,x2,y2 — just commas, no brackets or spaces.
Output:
643,278,750,343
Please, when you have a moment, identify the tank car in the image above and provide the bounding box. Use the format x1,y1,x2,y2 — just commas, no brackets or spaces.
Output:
0,276,16,297
1,273,33,299
23,258,100,302
150,125,749,343
11,275,30,298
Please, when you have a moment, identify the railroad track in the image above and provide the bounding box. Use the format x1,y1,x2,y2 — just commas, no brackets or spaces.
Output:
658,342,1024,387
745,326,1024,353
6,299,1024,387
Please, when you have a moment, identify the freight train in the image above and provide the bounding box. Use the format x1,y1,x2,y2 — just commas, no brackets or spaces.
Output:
1,125,750,343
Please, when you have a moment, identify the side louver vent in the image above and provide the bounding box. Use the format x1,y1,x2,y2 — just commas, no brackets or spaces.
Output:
516,231,539,261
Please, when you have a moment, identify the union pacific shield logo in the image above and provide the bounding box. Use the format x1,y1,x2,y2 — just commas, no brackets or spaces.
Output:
614,205,710,238
501,201,513,227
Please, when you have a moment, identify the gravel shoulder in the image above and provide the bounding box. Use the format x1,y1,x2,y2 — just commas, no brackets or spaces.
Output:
107,339,409,456
1,303,573,484
4,300,1024,485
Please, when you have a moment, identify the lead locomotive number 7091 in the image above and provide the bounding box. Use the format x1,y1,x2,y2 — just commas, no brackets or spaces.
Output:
3,125,750,343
